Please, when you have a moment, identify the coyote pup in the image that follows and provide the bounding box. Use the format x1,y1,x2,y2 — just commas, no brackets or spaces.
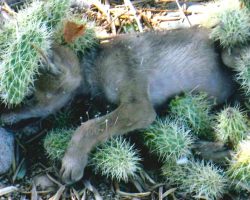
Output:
60,27,234,183
1,27,234,183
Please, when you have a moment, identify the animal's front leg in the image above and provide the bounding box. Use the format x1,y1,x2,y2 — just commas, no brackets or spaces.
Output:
60,99,156,184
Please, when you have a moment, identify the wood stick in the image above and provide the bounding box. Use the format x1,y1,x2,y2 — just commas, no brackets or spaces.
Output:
124,0,143,32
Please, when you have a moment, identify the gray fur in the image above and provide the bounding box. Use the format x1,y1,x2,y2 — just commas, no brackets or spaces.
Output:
0,27,235,183
61,27,234,183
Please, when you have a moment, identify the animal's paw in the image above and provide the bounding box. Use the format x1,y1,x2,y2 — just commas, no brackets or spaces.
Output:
60,149,88,184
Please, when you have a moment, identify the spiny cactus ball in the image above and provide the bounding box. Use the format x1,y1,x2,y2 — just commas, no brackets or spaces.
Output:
181,160,227,200
215,106,248,148
144,118,193,161
161,161,187,186
210,9,250,48
0,22,51,106
169,93,213,139
228,138,250,190
90,136,141,182
55,14,97,54
235,48,250,95
44,128,73,160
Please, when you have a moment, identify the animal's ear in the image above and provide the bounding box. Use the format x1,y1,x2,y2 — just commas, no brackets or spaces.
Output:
63,21,86,43
221,47,241,69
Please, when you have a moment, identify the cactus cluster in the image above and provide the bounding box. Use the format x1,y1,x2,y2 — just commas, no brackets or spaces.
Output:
16,0,70,29
0,0,71,106
214,106,249,148
210,8,250,48
162,160,227,200
161,161,186,186
169,93,213,139
235,48,250,95
90,136,141,182
228,138,250,190
0,0,97,106
0,22,51,105
144,118,193,162
44,131,142,182
44,128,74,160
181,160,227,200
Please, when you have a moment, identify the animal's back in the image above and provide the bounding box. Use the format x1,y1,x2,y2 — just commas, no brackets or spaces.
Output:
91,27,234,105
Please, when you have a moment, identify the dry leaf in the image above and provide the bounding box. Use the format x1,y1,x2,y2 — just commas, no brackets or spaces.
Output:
63,21,86,43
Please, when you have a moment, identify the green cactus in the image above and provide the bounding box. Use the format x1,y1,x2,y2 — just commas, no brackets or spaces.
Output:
55,14,97,54
16,0,70,29
144,118,193,162
235,48,250,95
44,128,74,160
161,160,187,186
214,106,249,148
181,160,227,200
0,0,72,106
162,159,227,199
169,93,214,139
0,21,51,106
228,138,250,190
90,136,141,182
210,8,250,48
0,24,15,61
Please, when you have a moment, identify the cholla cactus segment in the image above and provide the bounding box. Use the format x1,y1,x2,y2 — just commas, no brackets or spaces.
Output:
169,93,213,139
215,106,248,148
210,8,250,48
90,136,141,182
161,161,187,186
235,48,250,95
144,118,193,162
181,160,227,200
55,14,97,54
16,0,70,29
44,128,74,160
0,23,16,61
228,138,250,190
0,21,51,106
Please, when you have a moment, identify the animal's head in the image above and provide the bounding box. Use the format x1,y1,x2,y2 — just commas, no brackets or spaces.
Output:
1,44,82,125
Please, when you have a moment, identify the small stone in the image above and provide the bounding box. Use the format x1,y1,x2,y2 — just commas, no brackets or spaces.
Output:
0,128,14,175
33,174,57,191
